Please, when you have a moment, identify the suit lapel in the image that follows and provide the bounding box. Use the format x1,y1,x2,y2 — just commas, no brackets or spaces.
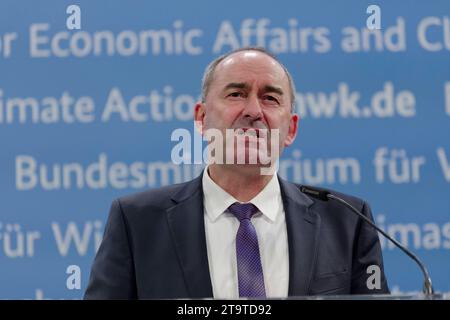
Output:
165,173,320,298
166,172,213,298
279,177,320,296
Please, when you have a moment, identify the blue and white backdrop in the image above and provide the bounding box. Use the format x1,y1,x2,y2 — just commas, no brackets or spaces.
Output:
0,0,449,298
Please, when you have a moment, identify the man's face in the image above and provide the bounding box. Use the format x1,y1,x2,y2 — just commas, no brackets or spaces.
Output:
195,51,298,166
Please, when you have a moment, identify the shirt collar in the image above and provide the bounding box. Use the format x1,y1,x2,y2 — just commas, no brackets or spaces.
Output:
202,166,281,222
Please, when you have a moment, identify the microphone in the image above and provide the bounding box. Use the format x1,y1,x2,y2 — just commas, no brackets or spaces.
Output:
300,185,434,296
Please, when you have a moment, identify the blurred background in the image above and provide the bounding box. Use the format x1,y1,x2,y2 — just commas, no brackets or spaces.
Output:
0,0,449,299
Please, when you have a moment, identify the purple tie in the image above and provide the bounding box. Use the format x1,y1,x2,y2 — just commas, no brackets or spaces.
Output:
228,202,266,298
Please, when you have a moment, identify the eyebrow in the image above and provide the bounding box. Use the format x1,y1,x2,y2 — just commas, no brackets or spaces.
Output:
223,83,284,96
262,85,284,96
224,82,249,91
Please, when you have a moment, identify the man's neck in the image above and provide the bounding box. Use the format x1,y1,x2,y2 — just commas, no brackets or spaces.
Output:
207,164,274,202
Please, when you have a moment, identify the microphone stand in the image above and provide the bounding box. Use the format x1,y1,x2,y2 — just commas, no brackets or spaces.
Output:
300,186,434,296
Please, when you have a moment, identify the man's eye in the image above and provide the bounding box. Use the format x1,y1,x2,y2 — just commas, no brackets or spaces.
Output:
264,95,279,103
228,92,243,98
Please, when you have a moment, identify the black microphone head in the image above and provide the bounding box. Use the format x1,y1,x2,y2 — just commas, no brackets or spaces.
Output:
300,185,331,201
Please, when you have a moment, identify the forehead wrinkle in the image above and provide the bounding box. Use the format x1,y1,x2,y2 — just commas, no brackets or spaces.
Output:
211,52,290,99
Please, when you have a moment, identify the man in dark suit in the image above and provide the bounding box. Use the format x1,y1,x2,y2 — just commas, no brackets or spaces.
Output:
84,47,389,299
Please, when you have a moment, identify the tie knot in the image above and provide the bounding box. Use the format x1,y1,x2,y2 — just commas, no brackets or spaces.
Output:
228,202,259,221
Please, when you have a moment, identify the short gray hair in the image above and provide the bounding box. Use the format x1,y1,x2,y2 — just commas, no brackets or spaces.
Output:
201,47,296,111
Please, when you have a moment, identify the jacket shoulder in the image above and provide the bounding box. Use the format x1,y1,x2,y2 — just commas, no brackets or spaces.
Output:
116,177,201,213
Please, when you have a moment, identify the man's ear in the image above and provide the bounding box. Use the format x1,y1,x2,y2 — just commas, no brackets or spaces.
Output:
284,114,299,146
194,102,206,135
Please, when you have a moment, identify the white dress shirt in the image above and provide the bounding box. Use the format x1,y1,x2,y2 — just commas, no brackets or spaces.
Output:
202,167,289,299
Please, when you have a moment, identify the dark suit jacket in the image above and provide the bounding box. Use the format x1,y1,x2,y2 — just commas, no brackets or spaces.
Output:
84,173,389,299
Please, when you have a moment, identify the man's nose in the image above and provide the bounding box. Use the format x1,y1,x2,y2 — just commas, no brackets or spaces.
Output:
242,94,263,120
